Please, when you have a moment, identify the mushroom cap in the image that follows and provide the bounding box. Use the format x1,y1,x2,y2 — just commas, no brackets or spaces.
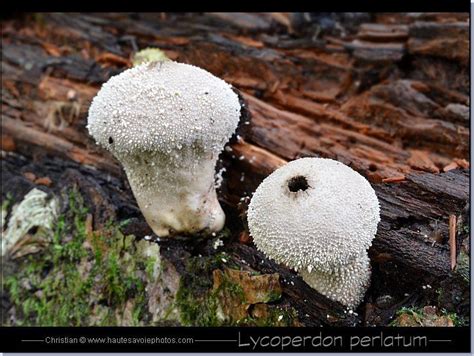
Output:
247,157,380,271
87,61,241,156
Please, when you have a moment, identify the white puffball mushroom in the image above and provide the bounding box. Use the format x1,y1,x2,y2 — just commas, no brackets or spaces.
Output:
248,157,380,271
87,61,241,237
299,253,371,308
247,157,380,307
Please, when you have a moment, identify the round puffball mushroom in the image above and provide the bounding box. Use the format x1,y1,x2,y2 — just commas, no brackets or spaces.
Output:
87,61,241,237
247,157,380,307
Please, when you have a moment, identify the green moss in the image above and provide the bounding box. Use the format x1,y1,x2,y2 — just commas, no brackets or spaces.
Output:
238,306,299,327
3,188,158,326
4,276,20,305
390,306,467,327
175,279,220,326
174,254,223,326
174,254,293,326
4,187,292,327
221,278,246,304
395,306,424,317
145,256,158,280
1,192,12,211
441,310,468,327
174,249,254,326
266,290,282,303
175,273,249,326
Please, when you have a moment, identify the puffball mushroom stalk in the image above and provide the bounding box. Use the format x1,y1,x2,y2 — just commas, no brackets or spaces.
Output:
87,61,241,237
247,157,380,307
299,253,372,307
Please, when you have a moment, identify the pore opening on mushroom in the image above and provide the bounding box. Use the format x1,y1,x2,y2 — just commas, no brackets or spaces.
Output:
287,175,309,193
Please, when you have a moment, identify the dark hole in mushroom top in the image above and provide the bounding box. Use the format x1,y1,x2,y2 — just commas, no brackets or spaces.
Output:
108,137,114,144
287,175,309,193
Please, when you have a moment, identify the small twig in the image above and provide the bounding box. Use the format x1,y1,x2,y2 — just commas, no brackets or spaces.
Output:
382,175,406,183
443,162,458,172
449,215,457,271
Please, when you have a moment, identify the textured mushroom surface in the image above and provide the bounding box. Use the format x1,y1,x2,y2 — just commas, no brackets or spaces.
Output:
87,61,241,237
247,157,380,272
88,61,241,157
299,253,371,308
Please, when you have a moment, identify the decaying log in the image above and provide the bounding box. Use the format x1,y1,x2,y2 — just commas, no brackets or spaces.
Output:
1,12,470,327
